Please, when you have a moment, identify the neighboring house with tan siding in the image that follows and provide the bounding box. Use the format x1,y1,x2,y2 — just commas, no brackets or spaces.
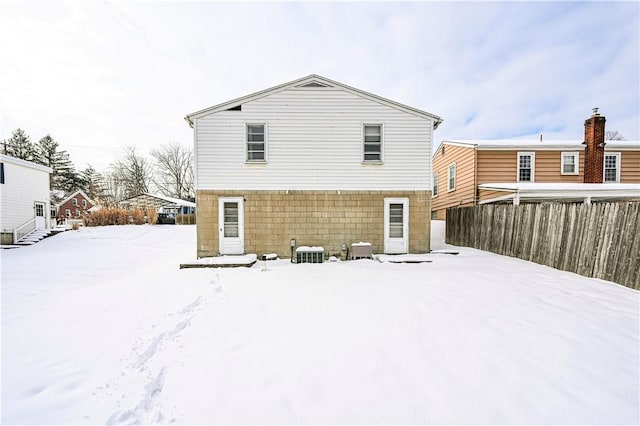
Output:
185,74,442,258
432,110,640,219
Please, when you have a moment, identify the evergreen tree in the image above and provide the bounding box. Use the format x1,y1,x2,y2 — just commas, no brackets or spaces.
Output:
3,128,36,161
55,151,82,193
80,165,105,201
34,134,80,191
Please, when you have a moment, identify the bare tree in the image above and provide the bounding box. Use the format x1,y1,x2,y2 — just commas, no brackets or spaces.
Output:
606,130,626,140
100,171,127,206
151,143,194,200
111,146,153,199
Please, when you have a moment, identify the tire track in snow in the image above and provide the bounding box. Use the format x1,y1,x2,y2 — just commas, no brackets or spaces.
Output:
101,271,223,425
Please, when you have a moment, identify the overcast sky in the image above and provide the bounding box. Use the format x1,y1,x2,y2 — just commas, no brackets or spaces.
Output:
1,1,638,172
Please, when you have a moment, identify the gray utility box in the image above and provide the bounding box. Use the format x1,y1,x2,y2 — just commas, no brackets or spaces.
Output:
351,242,373,260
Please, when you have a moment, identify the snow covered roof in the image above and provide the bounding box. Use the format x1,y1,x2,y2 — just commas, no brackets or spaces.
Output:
438,139,640,152
184,74,443,128
0,154,52,174
121,193,196,208
478,182,640,204
55,189,95,208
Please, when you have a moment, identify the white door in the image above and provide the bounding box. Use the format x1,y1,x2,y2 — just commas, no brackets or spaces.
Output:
218,197,244,255
34,202,46,230
384,198,409,254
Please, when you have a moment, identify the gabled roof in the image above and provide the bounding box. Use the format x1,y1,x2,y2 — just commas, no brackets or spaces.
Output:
184,74,443,128
56,189,94,208
0,154,52,174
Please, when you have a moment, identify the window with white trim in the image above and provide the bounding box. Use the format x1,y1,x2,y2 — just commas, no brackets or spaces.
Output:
82,199,87,208
561,152,579,175
72,197,78,206
433,172,439,197
246,123,266,162
363,124,382,162
517,152,535,182
76,209,81,218
604,153,620,182
447,163,456,192
65,209,71,218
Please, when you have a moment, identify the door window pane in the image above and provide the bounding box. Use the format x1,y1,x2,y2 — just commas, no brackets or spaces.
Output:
223,202,239,237
389,203,403,238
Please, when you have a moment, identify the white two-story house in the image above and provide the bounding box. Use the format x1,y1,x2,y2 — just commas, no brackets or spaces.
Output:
0,154,53,244
185,74,442,258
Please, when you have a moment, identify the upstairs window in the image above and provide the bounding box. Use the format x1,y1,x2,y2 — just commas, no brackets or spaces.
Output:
518,152,535,182
604,153,620,183
65,209,71,218
561,152,579,175
246,124,266,162
72,197,78,206
447,163,456,192
433,172,439,197
82,199,87,208
363,124,382,162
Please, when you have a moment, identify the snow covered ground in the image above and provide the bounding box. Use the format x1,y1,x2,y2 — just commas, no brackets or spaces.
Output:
1,222,638,425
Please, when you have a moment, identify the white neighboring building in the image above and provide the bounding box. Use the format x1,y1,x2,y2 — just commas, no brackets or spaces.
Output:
0,154,53,244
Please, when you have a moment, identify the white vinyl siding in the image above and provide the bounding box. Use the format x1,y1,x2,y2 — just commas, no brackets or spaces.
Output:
0,155,51,231
194,87,434,190
517,152,535,182
604,153,620,182
561,152,579,175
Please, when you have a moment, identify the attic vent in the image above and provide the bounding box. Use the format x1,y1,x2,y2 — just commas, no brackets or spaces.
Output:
226,105,242,111
299,81,331,88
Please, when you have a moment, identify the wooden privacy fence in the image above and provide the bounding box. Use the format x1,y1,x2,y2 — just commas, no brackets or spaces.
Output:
446,202,640,289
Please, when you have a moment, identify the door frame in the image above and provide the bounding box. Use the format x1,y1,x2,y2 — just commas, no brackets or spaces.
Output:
384,197,409,254
34,201,46,230
218,197,245,255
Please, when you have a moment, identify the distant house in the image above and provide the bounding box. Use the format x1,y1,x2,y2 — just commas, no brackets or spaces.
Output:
120,193,196,216
185,74,442,258
0,154,53,244
54,189,94,223
432,110,640,219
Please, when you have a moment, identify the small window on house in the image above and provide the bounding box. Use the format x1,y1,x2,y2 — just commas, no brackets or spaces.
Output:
65,209,71,218
363,124,382,162
433,172,439,197
82,199,87,208
517,152,535,182
441,146,445,156
246,124,266,162
604,153,620,182
72,197,78,206
447,163,456,192
76,209,81,218
561,152,579,175
0,162,4,184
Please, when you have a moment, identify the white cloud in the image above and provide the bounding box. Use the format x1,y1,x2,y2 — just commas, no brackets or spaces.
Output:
1,1,637,172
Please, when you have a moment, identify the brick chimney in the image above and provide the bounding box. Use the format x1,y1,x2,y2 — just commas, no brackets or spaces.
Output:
583,107,606,183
